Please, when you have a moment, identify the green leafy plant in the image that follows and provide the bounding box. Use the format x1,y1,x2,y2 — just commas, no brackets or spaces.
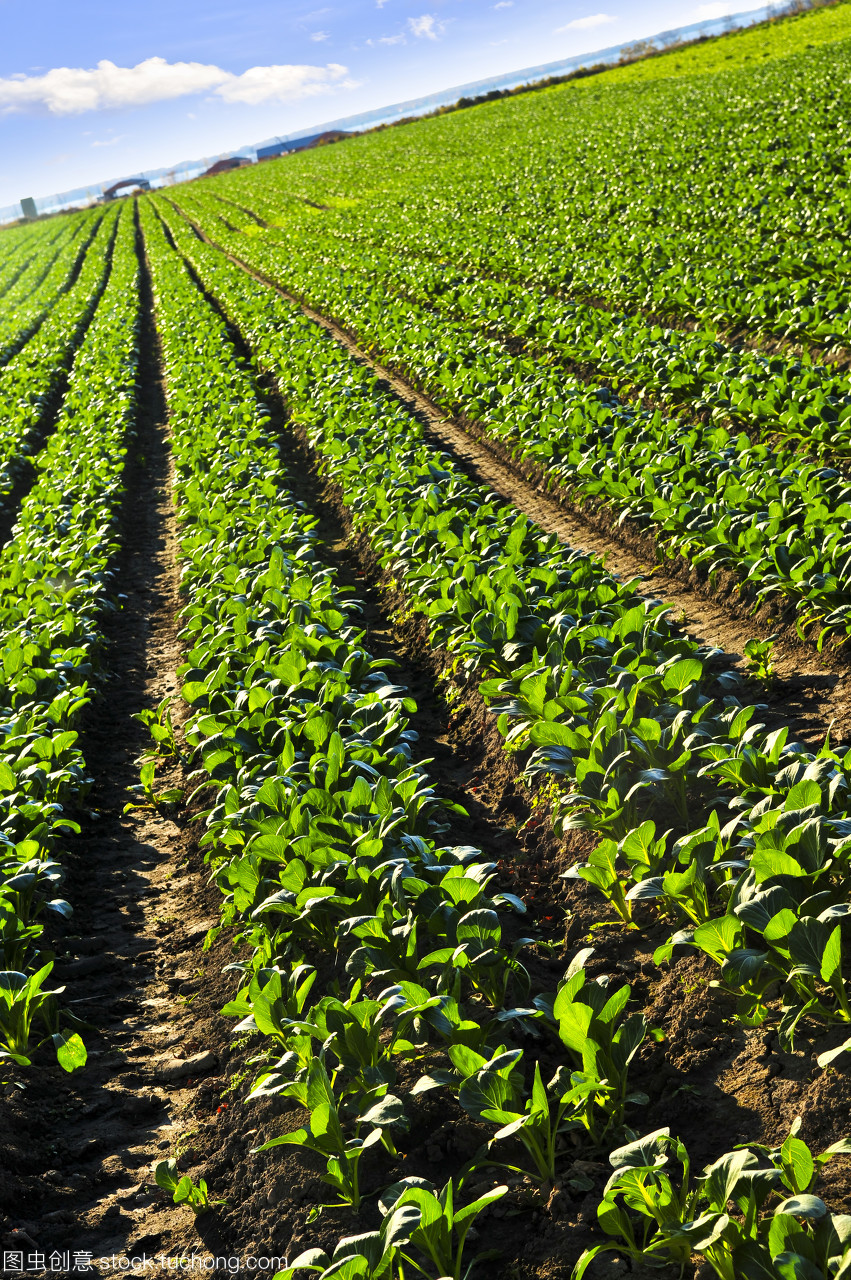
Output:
461,1053,601,1183
278,1177,507,1280
743,636,778,683
550,951,656,1137
0,965,87,1072
573,1122,851,1279
153,1159,226,1215
252,1059,407,1217
124,757,184,812
133,695,182,759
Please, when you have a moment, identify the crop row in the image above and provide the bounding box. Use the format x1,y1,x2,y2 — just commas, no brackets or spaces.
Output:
0,214,78,297
0,210,100,366
0,224,38,296
209,15,851,345
144,201,851,1276
144,198,563,1276
0,214,81,311
156,198,851,1052
209,193,851,462
0,205,140,1075
168,192,851,648
0,206,119,513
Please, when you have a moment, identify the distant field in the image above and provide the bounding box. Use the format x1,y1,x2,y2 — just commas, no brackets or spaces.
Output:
2,6,851,1277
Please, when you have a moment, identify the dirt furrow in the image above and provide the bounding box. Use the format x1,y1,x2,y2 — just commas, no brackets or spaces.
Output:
179,226,851,749
0,231,242,1276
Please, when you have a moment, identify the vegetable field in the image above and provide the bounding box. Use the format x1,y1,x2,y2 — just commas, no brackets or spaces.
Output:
3,6,851,1278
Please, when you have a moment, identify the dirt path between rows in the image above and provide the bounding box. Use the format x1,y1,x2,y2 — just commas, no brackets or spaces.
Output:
0,242,244,1277
181,226,851,750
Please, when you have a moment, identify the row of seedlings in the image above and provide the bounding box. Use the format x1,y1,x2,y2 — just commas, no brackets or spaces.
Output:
170,193,851,648
0,210,102,366
0,206,142,1075
0,207,120,513
145,204,851,1277
0,213,85,313
0,222,40,295
201,187,851,460
160,199,851,1068
0,215,77,318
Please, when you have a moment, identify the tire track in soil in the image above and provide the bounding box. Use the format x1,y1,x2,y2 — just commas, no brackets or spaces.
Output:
0,230,237,1275
175,218,851,748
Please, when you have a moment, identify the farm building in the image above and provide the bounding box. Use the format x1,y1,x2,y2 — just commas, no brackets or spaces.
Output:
202,157,253,178
102,177,151,200
257,130,350,161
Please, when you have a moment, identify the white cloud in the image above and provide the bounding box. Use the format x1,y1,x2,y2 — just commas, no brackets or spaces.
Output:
363,31,406,44
91,134,125,147
493,1,513,8
695,2,734,15
555,12,617,32
217,62,355,104
0,56,356,115
309,30,330,41
408,13,445,39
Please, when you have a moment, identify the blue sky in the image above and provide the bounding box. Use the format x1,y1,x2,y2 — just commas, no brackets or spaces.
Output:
0,0,745,206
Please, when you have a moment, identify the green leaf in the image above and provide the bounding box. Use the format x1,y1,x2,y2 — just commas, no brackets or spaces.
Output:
154,1159,180,1192
701,1152,752,1208
693,915,740,961
528,720,577,748
53,1031,87,1073
751,850,807,883
662,658,703,692
774,1195,828,1220
781,1136,815,1195
820,926,841,984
